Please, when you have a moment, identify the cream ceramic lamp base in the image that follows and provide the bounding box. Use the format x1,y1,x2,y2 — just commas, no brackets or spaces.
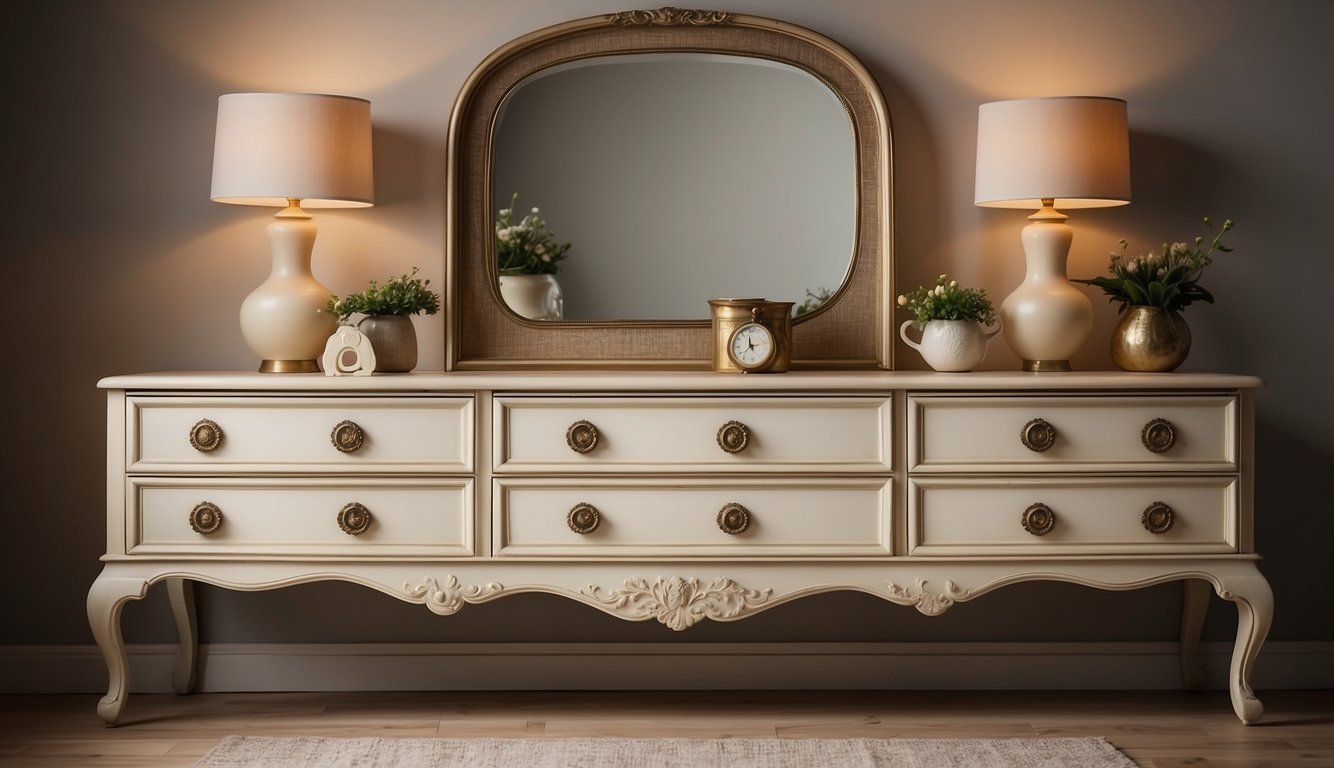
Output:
239,204,337,373
1000,208,1093,372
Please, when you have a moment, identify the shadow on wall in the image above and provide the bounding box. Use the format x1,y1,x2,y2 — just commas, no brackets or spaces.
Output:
1126,131,1228,241
189,579,1189,645
1252,418,1334,640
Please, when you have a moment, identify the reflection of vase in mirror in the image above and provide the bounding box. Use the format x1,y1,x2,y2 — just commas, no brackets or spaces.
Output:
498,273,564,321
492,55,856,321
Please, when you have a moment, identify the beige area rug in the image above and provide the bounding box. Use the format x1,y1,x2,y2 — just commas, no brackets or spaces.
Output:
194,735,1139,767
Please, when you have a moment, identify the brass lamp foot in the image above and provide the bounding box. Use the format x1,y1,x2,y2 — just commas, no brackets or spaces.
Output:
258,359,320,373
1022,359,1072,373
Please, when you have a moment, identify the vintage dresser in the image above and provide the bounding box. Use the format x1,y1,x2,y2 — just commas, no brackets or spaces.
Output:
88,8,1271,726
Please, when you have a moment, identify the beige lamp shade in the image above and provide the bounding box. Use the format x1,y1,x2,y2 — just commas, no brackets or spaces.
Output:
211,92,374,208
975,96,1130,210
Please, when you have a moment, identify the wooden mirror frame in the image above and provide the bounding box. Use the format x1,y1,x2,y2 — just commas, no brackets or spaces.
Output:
445,7,893,370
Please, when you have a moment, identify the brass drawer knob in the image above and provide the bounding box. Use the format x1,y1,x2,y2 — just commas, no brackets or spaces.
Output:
331,420,365,453
1141,418,1178,453
717,502,751,535
188,419,224,453
1021,502,1056,536
189,502,223,535
337,502,373,536
716,420,750,453
567,502,601,534
1142,501,1176,534
1020,418,1057,453
566,420,600,454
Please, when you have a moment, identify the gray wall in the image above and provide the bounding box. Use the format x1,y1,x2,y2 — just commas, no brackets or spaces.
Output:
4,0,1331,658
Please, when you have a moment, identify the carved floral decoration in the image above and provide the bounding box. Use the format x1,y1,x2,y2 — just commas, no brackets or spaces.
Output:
886,579,970,616
606,7,734,26
403,575,503,615
586,576,772,630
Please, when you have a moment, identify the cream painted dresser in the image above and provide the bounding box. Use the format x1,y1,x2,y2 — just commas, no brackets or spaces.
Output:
90,369,1271,725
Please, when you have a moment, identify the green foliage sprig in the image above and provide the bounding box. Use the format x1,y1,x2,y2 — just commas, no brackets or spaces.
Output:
327,267,441,322
795,285,834,317
1073,216,1234,314
896,274,997,330
496,193,571,275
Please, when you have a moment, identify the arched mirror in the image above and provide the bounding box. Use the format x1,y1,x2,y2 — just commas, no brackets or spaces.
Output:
447,7,892,369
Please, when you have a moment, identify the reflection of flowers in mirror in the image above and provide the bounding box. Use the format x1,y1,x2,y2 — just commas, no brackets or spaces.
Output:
896,274,997,330
795,285,834,316
496,192,572,275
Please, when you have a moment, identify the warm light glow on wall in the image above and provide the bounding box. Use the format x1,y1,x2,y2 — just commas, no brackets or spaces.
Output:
888,2,1238,95
105,2,513,92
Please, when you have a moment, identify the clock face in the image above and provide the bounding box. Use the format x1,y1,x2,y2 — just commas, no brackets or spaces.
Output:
728,322,776,370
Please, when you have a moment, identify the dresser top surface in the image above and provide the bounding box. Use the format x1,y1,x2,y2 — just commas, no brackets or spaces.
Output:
99,370,1264,393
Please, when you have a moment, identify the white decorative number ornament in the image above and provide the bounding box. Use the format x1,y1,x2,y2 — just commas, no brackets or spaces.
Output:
321,327,377,376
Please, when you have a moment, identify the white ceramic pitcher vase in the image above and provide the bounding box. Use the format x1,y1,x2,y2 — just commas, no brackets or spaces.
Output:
900,319,1002,372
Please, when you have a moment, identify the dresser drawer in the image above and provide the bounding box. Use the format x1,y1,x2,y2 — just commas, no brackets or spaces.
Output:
908,476,1237,555
129,396,474,473
128,478,474,556
494,396,892,473
495,477,892,557
908,394,1237,472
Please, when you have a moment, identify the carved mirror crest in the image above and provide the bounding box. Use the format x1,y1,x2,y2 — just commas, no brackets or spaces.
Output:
446,7,893,369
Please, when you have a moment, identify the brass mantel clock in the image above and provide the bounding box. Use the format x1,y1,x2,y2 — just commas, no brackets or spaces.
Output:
708,298,795,373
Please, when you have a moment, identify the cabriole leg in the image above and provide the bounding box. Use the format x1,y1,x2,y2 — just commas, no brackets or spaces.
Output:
1217,572,1274,725
1180,578,1211,690
167,578,198,694
86,574,150,726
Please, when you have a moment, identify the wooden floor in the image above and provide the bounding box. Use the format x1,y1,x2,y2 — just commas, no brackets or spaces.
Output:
0,690,1330,767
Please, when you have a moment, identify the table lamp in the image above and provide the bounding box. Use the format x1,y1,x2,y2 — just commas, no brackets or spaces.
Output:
974,96,1130,372
211,92,374,373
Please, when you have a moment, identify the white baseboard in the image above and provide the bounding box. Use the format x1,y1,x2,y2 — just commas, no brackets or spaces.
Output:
2,641,1330,694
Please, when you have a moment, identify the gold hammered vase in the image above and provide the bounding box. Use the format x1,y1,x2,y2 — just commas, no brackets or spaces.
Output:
1110,306,1191,372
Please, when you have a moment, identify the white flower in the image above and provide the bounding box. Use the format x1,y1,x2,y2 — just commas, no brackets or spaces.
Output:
540,253,551,262
949,280,958,288
934,285,945,296
535,244,546,255
531,207,540,214
896,295,908,306
1126,260,1139,274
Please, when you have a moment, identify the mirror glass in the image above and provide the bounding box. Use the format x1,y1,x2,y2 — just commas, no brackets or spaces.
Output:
491,54,856,321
